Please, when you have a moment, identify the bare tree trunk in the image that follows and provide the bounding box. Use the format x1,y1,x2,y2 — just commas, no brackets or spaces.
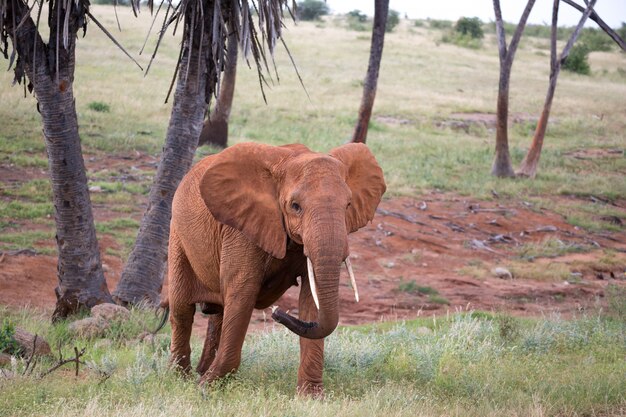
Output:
491,0,536,177
562,0,626,52
198,28,238,149
113,13,212,306
518,0,596,178
351,0,388,144
4,0,112,320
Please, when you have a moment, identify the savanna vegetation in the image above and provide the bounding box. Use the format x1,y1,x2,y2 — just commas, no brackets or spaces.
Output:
1,4,625,416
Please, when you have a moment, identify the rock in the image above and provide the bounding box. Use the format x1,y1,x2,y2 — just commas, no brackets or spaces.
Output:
13,328,51,357
0,352,12,366
416,327,432,336
492,267,513,280
69,317,109,338
88,185,103,193
92,303,130,322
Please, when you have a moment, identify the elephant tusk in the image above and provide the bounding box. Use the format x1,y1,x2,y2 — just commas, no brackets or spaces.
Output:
345,257,359,303
307,257,320,310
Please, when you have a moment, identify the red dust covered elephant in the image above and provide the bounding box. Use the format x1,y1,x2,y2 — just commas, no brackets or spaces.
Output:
165,142,386,395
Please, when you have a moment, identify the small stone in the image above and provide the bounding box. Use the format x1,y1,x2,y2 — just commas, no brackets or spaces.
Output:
0,352,12,366
416,327,432,336
13,328,51,357
69,317,109,338
492,267,513,280
89,185,103,193
92,303,130,322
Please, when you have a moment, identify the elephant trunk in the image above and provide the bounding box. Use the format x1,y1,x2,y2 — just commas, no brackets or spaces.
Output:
272,206,346,339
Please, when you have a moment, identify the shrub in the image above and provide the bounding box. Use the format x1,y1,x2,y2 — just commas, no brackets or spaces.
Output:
0,319,20,355
454,17,484,39
386,9,400,33
88,101,111,112
296,0,329,21
346,10,370,32
347,9,367,23
428,19,452,30
579,28,614,52
563,44,590,75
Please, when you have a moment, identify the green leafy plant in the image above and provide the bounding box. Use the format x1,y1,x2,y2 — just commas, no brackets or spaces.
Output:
88,101,111,113
454,17,484,39
563,44,591,75
0,319,20,355
386,9,400,33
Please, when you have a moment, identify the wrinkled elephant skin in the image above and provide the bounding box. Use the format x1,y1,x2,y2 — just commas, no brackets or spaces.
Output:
166,142,385,395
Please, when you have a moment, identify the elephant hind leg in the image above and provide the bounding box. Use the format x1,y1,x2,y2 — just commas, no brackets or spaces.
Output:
168,230,196,373
196,312,223,375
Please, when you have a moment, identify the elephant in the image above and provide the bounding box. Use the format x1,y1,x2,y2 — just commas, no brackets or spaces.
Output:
166,141,386,396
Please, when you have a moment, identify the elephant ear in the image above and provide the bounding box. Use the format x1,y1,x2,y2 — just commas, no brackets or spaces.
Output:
329,143,386,233
200,143,308,259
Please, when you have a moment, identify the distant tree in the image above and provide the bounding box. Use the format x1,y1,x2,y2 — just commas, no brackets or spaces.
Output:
347,10,367,23
455,17,484,39
351,0,389,144
517,0,596,178
386,9,400,33
297,0,329,21
490,0,536,177
198,27,239,149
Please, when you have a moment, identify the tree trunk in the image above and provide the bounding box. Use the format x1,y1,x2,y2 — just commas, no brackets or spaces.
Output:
351,0,388,144
517,75,557,177
491,0,536,177
5,0,112,320
517,0,596,178
113,15,211,306
198,28,238,149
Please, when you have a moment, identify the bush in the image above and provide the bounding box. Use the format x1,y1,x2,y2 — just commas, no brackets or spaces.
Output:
428,19,452,30
579,28,614,52
347,9,367,23
386,9,400,33
441,32,482,49
454,17,484,39
296,0,329,21
563,44,590,75
346,10,370,32
0,319,20,355
88,101,111,112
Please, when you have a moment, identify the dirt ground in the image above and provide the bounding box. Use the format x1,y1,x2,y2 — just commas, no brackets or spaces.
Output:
0,152,626,330
1,152,625,333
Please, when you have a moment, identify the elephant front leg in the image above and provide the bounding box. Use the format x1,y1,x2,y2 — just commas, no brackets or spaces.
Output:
196,313,223,375
297,277,325,398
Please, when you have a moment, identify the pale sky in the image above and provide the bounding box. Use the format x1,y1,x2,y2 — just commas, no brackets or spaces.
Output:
325,0,626,28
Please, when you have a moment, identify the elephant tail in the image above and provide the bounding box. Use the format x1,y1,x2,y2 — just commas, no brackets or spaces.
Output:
152,305,170,334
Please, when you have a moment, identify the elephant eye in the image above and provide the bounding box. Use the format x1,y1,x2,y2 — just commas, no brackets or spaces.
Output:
291,202,302,213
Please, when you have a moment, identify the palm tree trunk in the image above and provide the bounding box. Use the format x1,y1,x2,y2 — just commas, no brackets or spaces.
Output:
4,0,112,320
351,0,388,144
198,28,238,148
113,16,211,306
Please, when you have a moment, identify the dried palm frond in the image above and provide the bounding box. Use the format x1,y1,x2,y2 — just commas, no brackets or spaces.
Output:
1,0,141,90
140,0,298,104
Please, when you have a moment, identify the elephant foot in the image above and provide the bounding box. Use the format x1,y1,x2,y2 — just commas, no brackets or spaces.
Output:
297,381,324,399
170,355,192,376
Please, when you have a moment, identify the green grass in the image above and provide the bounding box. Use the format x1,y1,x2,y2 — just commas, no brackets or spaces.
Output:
0,309,624,416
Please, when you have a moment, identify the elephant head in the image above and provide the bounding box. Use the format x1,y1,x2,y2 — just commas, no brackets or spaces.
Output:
199,142,386,339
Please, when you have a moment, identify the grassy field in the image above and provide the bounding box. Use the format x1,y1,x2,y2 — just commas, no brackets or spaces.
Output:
1,307,625,416
1,6,626,416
